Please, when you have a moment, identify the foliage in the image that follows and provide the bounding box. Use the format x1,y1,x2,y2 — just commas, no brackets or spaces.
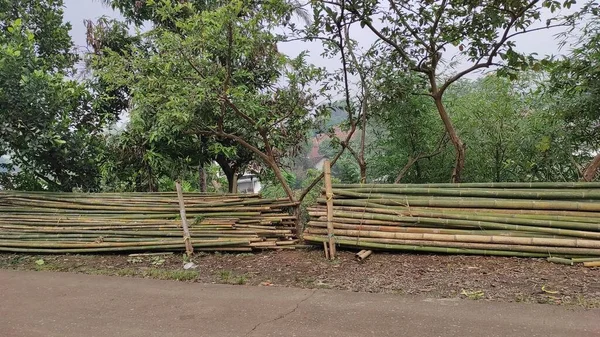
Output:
94,0,325,200
0,0,114,191
317,0,578,181
449,75,578,182
367,74,581,183
259,170,297,200
366,72,447,183
547,5,600,157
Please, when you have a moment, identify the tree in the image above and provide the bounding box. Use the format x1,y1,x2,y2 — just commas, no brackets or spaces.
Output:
547,2,600,181
448,75,577,182
0,0,115,191
367,69,449,183
93,1,314,194
300,5,375,183
95,0,325,201
365,72,581,184
323,0,577,182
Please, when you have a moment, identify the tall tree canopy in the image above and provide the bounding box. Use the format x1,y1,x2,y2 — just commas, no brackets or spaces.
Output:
0,0,115,191
547,3,600,180
95,0,325,200
315,0,578,182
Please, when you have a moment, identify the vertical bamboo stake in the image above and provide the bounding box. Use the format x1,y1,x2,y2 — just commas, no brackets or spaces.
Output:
323,242,330,259
323,160,336,259
176,181,194,256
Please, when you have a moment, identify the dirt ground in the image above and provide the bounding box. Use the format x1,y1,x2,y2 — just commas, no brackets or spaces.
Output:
1,248,599,308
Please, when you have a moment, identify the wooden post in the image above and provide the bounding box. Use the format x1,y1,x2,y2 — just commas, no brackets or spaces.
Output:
323,160,336,259
176,180,194,256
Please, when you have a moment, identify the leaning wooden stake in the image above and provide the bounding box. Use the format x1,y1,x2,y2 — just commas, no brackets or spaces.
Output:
323,160,336,259
323,242,330,259
176,181,194,256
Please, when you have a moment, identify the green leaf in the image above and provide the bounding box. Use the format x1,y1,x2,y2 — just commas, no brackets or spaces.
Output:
35,259,45,266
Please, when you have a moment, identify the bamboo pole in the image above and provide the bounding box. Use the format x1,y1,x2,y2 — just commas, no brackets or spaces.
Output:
332,182,600,189
338,187,600,200
356,250,372,261
318,235,600,256
303,235,547,257
176,181,194,256
328,190,600,212
547,257,574,265
571,257,600,262
0,190,298,253
304,228,600,248
323,160,336,259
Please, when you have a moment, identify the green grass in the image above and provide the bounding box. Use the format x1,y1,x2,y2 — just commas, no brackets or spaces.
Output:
217,269,248,285
143,268,199,281
219,270,232,282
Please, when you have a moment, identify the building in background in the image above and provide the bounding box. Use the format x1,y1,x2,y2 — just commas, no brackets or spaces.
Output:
236,172,262,193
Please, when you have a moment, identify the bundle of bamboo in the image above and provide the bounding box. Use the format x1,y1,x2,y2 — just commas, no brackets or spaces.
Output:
305,182,600,259
0,191,297,253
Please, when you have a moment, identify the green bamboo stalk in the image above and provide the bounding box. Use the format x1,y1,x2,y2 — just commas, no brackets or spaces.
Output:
547,257,575,265
0,238,252,248
322,235,600,256
319,201,600,224
331,182,600,189
339,187,600,200
0,241,251,254
318,210,600,239
304,227,600,249
316,201,600,231
321,192,600,212
303,235,548,257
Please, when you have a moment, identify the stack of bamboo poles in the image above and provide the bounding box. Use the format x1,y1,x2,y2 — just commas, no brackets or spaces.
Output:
305,181,600,261
0,191,297,253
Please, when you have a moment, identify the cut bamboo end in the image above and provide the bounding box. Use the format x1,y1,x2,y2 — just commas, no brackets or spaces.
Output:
356,250,373,261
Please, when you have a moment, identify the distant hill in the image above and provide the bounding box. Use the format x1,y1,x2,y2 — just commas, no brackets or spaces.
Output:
326,105,348,129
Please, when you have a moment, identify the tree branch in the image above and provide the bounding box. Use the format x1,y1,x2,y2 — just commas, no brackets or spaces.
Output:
505,23,567,40
341,0,419,71
394,132,449,183
222,97,260,130
438,0,540,95
389,0,428,49
298,123,357,202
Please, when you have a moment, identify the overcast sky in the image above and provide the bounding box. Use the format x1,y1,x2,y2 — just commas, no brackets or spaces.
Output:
63,0,576,81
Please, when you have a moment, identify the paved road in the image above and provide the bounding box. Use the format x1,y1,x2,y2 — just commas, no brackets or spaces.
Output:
1,270,598,337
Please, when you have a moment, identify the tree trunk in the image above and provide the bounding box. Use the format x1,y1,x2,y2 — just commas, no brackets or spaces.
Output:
582,153,600,182
433,96,465,183
359,163,366,184
225,171,234,193
394,156,418,183
268,158,294,200
358,97,368,184
231,172,239,193
198,162,207,193
224,167,239,193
